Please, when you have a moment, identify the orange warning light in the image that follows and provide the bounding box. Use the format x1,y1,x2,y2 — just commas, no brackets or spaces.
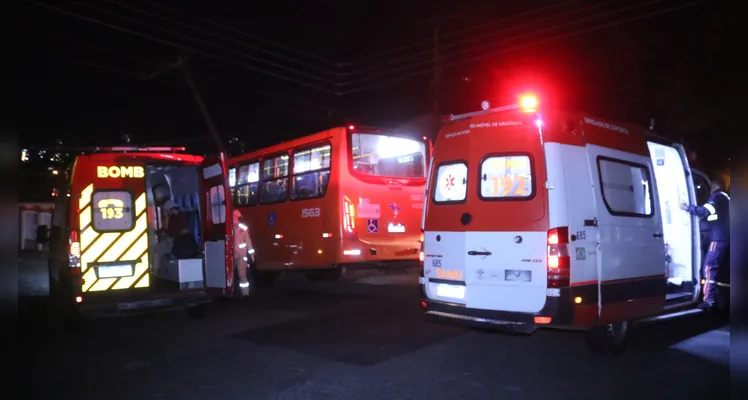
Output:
519,94,539,113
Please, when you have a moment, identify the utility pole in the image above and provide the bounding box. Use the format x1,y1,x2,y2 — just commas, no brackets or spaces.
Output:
419,12,464,115
142,56,226,154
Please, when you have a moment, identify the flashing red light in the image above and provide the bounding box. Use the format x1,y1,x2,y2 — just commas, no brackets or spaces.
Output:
348,125,355,131
519,94,539,112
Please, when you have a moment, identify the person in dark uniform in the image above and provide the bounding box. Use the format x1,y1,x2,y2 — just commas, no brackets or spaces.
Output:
680,175,730,310
36,224,49,251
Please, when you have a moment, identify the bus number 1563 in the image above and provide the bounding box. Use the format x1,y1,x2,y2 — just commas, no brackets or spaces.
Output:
301,208,321,218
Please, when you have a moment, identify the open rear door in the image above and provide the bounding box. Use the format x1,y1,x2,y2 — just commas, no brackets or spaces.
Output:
200,154,233,296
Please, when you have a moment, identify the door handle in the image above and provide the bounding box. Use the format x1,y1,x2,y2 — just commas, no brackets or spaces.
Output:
468,250,492,256
653,233,663,238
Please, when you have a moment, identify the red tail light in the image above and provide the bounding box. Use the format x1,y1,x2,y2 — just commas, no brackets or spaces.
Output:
547,227,570,288
342,196,357,235
69,230,81,270
419,229,425,262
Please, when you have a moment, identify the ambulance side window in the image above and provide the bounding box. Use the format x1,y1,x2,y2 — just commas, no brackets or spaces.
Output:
208,185,226,224
433,162,468,203
92,190,134,232
597,157,654,217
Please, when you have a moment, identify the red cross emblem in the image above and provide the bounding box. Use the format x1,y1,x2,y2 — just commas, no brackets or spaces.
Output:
445,174,455,190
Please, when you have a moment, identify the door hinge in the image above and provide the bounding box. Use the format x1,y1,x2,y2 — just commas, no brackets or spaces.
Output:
545,181,555,189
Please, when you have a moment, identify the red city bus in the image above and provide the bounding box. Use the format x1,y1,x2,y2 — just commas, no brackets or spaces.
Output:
228,125,432,284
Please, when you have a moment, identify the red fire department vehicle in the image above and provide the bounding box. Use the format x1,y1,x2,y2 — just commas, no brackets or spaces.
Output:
419,94,720,355
48,146,238,319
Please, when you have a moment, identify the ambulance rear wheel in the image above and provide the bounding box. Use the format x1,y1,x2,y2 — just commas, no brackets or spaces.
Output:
585,320,631,356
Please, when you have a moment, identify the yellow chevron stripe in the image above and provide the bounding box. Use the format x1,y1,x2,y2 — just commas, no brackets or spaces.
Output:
134,192,146,214
97,213,147,263
80,226,98,254
79,205,92,231
81,192,150,292
81,233,121,291
79,183,93,210
111,234,150,290
89,277,117,292
134,271,149,288
86,215,148,292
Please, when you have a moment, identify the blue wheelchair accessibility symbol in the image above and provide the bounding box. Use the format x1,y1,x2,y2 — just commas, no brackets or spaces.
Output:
268,212,277,227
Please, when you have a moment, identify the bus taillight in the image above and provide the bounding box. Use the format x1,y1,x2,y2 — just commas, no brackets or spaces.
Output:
419,229,425,263
547,227,570,288
343,196,356,234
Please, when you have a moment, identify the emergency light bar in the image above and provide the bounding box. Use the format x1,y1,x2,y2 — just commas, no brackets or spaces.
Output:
446,94,540,122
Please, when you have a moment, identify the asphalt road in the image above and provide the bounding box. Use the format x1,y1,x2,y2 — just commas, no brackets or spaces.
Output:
20,252,730,400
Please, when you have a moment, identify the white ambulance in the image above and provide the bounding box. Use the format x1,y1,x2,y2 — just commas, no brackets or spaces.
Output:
419,95,708,355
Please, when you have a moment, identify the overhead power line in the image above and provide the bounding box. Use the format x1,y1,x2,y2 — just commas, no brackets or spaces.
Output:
340,0,710,95
28,1,340,94
345,0,628,77
68,1,336,86
347,0,582,66
341,0,665,87
102,0,338,77
142,0,344,67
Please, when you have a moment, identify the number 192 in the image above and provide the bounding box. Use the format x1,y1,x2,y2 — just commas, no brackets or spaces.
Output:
490,176,528,196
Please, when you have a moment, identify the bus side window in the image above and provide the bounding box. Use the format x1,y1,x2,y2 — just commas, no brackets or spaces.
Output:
260,154,289,204
291,144,331,200
231,162,260,206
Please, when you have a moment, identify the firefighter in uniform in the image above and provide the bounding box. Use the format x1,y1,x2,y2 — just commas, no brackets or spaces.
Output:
680,175,730,310
232,209,255,297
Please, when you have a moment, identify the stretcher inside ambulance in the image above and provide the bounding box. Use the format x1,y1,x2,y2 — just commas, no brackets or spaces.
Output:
48,147,236,317
419,95,707,355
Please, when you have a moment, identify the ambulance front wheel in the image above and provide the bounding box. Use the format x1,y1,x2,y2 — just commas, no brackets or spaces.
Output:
584,320,631,356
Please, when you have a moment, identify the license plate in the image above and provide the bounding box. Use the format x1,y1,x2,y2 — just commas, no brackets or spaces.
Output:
98,264,134,278
436,283,465,299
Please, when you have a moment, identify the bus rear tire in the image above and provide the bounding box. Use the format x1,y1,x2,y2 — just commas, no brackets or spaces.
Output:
585,320,631,357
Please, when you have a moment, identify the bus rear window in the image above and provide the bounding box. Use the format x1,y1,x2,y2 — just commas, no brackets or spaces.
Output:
351,133,426,178
479,155,534,200
92,190,134,232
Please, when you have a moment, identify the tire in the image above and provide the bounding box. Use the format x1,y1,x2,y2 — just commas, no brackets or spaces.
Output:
188,303,209,319
585,320,631,356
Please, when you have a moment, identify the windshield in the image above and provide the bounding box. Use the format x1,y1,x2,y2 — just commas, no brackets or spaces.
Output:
351,133,427,178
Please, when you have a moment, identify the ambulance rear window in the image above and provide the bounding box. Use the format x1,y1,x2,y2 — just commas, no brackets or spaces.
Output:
92,190,134,232
433,162,468,203
479,155,534,200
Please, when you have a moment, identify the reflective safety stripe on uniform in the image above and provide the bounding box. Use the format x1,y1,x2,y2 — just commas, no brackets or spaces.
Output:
79,188,151,292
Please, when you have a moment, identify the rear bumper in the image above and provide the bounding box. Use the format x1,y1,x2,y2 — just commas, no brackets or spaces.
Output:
419,283,578,332
75,291,211,317
342,239,420,262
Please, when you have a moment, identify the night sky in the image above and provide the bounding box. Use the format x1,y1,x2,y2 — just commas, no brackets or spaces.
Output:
15,0,733,170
